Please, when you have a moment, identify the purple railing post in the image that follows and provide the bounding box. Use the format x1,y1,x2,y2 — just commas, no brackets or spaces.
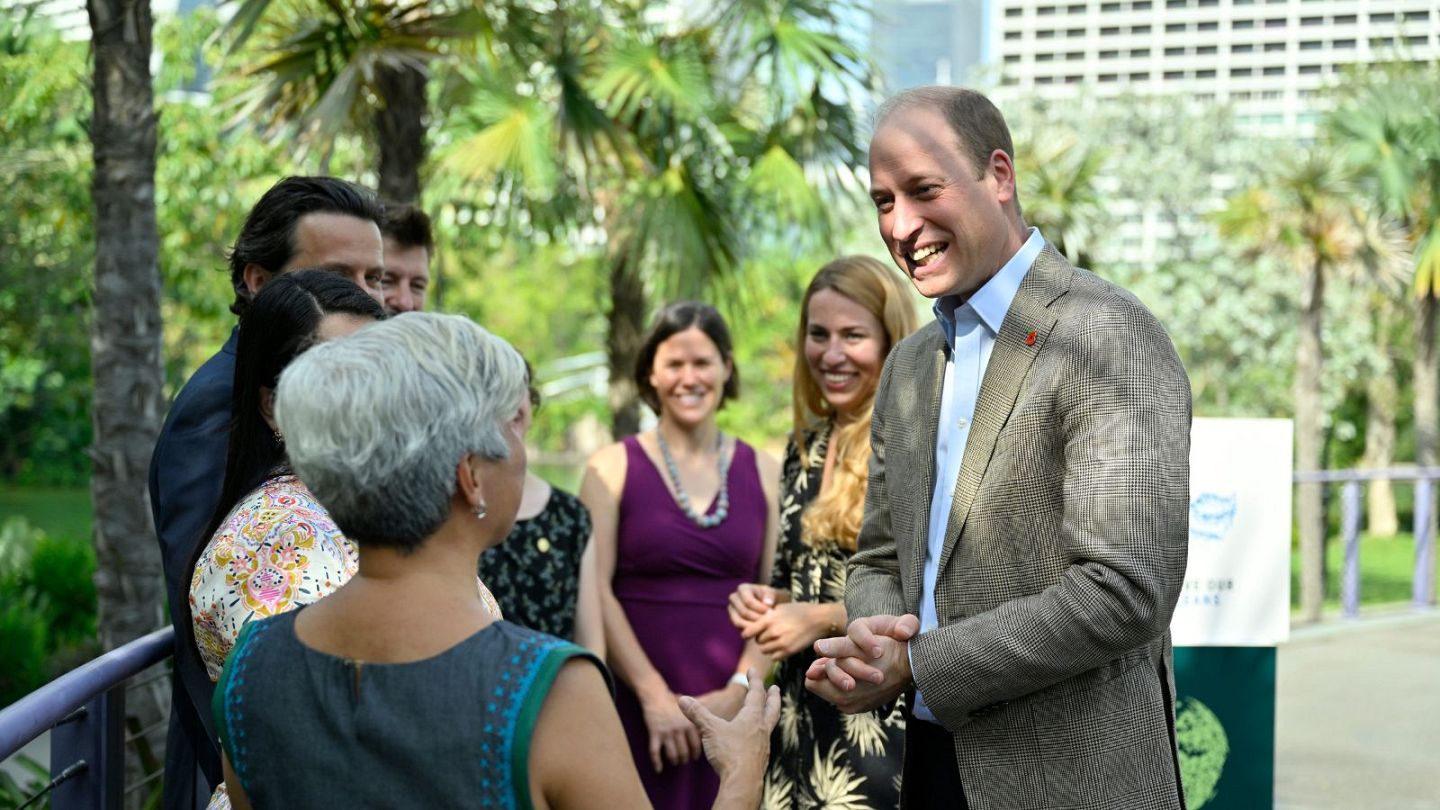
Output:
49,685,123,810
1342,480,1362,619
1414,477,1436,609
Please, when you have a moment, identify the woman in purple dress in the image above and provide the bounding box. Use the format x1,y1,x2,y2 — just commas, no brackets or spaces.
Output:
581,301,780,810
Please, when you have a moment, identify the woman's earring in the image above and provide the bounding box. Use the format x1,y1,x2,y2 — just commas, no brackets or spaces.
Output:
273,429,284,444
473,501,488,521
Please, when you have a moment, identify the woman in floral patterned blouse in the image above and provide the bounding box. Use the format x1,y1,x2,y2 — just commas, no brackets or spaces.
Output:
728,256,920,809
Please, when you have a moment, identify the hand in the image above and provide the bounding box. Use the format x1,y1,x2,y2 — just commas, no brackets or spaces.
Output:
679,668,781,785
639,686,703,772
803,614,919,714
727,583,788,629
745,603,832,661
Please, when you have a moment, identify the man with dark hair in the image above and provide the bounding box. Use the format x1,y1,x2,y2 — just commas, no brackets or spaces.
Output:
379,202,433,313
149,175,384,809
805,87,1191,809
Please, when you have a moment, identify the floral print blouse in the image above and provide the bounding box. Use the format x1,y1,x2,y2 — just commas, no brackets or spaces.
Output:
190,474,503,681
190,475,357,682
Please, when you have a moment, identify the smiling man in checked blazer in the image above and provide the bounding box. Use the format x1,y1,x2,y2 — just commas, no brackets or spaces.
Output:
804,86,1191,810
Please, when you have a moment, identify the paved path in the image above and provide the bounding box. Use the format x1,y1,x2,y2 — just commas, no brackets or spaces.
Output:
1276,609,1440,809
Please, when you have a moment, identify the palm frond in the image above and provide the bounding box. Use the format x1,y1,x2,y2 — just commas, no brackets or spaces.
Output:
592,38,713,124
442,88,559,197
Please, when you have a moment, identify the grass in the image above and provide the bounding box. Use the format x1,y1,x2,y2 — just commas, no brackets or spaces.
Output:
0,486,92,543
1290,532,1433,609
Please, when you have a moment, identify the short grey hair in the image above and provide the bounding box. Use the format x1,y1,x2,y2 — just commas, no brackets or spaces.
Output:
273,312,528,552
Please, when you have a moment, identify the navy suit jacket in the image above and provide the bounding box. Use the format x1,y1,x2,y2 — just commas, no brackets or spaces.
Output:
149,328,236,807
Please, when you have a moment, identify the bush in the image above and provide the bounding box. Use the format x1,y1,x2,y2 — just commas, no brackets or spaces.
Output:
0,598,47,708
0,515,100,708
25,534,97,647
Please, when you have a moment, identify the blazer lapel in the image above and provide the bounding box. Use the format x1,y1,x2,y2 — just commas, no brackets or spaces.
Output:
936,246,1073,577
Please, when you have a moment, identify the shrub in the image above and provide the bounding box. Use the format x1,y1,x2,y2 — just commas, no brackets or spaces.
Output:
25,535,97,647
0,598,47,708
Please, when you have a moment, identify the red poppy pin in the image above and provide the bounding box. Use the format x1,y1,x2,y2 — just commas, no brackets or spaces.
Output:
1025,330,1037,346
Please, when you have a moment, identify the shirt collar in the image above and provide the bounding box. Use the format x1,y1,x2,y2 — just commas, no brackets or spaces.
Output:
933,227,1045,344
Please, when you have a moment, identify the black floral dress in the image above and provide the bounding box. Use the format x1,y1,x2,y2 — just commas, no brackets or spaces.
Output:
479,487,591,640
763,424,906,809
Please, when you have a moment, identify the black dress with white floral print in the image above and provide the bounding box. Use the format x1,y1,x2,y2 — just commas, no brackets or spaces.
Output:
479,488,591,640
764,424,906,809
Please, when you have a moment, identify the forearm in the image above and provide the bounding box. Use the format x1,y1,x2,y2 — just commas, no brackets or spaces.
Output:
598,585,669,700
733,639,768,684
573,545,606,657
709,759,767,810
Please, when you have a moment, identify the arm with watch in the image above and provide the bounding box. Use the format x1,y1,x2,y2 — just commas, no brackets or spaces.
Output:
698,446,785,715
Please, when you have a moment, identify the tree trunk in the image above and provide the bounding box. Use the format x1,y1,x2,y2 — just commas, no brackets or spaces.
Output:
1296,261,1326,623
607,250,646,438
374,62,427,204
87,0,167,801
1414,292,1438,604
1363,298,1399,536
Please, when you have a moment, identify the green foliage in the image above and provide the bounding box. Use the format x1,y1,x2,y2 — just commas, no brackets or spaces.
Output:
0,516,99,707
1326,60,1440,300
0,752,48,808
0,598,48,708
0,17,96,485
25,536,98,648
0,518,50,706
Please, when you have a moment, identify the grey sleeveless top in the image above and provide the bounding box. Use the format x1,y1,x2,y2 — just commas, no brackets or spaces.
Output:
213,609,606,809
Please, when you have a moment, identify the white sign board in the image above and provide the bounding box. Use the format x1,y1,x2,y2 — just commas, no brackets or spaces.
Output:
1170,418,1292,647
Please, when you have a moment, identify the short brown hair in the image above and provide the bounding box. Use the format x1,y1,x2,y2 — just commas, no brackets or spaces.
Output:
634,301,740,413
875,86,1015,180
380,202,434,252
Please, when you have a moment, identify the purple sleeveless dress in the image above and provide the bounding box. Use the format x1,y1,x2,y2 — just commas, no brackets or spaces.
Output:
613,435,767,810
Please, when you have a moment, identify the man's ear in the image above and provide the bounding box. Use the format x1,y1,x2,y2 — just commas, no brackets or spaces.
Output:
989,149,1018,205
259,387,277,432
243,263,273,296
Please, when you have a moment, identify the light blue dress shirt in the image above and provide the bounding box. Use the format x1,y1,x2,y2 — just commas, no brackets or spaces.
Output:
910,227,1044,724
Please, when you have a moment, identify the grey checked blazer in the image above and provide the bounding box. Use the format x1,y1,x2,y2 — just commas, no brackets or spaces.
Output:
847,245,1191,810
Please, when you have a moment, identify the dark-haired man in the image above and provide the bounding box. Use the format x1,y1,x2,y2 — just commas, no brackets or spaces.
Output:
805,87,1191,809
379,202,433,313
149,176,384,809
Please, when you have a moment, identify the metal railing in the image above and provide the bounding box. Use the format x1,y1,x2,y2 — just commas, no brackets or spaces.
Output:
0,627,173,809
1293,467,1440,618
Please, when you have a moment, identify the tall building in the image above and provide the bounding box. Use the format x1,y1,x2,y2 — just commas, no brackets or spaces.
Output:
988,0,1439,137
872,0,990,90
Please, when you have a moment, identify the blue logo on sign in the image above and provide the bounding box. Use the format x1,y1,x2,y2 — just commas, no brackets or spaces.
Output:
1189,492,1237,542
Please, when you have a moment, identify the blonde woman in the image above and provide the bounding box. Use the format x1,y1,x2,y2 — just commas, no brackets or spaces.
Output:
728,257,919,808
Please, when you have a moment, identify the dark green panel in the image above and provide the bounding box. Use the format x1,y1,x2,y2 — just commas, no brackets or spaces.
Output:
1173,646,1276,810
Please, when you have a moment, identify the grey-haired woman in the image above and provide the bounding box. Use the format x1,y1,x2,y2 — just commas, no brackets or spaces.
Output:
212,312,777,810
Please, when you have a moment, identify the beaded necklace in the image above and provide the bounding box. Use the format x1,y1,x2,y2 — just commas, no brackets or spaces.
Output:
656,429,730,529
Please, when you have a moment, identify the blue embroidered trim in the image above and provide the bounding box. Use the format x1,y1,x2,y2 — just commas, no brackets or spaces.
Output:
478,627,576,809
220,616,276,789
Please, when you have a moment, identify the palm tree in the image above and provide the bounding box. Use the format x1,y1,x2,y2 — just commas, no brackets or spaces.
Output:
1014,130,1109,268
85,0,166,650
436,0,871,434
220,0,485,203
86,0,169,794
1215,148,1406,623
1329,64,1440,595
